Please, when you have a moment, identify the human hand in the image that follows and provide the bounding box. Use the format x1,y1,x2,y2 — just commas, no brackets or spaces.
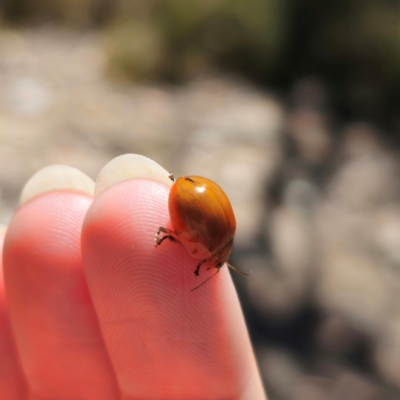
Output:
0,155,266,400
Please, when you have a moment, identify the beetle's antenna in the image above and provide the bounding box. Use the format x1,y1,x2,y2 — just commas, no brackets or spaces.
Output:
227,263,251,276
191,270,219,291
168,173,175,182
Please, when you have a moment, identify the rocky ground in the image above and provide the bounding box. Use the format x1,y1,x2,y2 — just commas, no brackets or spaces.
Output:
1,27,400,399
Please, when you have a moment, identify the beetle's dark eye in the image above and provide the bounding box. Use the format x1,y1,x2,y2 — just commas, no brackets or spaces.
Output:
184,177,195,182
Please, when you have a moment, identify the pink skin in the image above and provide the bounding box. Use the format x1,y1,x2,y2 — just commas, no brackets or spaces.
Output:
1,178,266,400
0,230,27,399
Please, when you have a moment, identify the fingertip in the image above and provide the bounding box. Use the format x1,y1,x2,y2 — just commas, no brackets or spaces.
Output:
94,153,173,198
3,191,119,399
0,225,27,400
20,165,95,206
82,178,265,398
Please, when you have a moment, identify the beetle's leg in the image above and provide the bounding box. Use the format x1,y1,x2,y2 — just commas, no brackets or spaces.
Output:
155,227,178,247
168,173,175,181
207,262,251,275
191,268,221,291
227,262,251,276
194,260,206,276
155,235,178,246
157,226,175,235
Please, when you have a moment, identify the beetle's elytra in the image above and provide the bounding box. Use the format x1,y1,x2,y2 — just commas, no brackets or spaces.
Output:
155,174,250,290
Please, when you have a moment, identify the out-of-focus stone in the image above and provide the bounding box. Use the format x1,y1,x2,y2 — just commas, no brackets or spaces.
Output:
316,247,388,335
291,77,329,110
329,369,382,400
284,179,318,211
287,108,332,163
290,368,383,400
290,376,329,400
375,317,400,391
268,206,314,304
327,125,399,211
373,206,400,265
315,314,362,355
314,125,400,341
327,155,397,211
8,78,53,116
243,256,301,317
341,123,383,159
179,78,283,144
263,179,318,311
258,347,303,400
270,204,314,271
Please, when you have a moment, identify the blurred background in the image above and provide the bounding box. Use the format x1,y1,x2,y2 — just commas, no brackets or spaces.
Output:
1,0,400,398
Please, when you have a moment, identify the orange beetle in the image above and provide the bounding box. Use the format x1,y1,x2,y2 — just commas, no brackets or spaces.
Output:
155,174,250,290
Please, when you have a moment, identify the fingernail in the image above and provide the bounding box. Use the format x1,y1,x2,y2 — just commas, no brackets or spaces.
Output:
20,165,95,205
95,154,173,197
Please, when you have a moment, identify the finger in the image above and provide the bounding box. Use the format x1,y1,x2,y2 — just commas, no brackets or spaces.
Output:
3,166,120,400
0,225,28,400
82,155,266,400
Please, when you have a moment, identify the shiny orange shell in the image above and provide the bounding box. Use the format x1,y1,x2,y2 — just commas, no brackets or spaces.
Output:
168,176,236,269
155,175,249,289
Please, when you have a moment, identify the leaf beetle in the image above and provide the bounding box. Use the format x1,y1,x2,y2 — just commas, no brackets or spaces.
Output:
155,174,250,290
